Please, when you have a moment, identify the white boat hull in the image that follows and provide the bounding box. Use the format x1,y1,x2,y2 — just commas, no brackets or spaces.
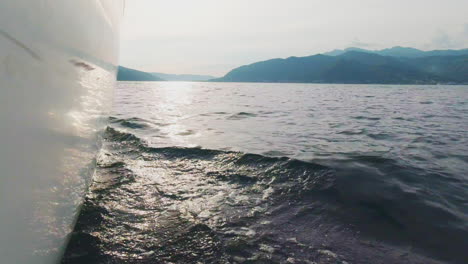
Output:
0,1,124,263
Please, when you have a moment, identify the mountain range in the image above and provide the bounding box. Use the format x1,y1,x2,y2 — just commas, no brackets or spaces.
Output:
324,46,468,58
117,66,164,81
151,72,216,81
212,47,468,84
117,66,217,82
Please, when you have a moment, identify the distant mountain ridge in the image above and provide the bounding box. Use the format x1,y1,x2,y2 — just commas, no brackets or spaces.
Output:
117,66,164,81
212,47,468,84
324,46,468,58
151,72,216,81
117,66,217,82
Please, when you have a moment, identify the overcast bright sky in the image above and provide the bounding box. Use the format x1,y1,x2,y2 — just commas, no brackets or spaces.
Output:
120,0,468,76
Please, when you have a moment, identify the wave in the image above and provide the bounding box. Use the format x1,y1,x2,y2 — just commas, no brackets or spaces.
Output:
63,127,467,264
227,112,258,120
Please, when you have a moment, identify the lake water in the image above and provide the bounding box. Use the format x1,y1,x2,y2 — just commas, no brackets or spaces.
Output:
63,82,468,264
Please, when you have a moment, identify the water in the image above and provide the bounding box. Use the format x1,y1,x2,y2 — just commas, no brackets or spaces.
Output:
63,82,468,264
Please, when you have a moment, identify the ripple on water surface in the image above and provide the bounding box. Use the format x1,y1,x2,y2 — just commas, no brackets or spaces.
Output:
63,128,466,264
63,83,468,264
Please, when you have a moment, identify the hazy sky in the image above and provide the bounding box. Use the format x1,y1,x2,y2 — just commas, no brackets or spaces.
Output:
120,0,468,76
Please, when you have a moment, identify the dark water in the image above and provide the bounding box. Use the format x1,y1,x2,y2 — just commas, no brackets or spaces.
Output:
63,82,468,264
